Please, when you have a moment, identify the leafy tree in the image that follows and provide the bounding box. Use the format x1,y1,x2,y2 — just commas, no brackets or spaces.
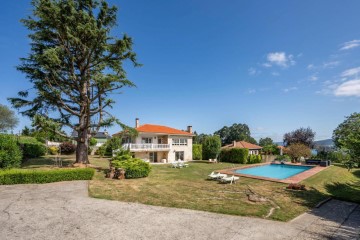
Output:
283,127,315,147
214,123,255,145
0,104,18,133
259,137,274,147
193,131,209,144
202,135,221,160
9,0,140,164
284,143,311,162
21,126,32,136
333,112,360,165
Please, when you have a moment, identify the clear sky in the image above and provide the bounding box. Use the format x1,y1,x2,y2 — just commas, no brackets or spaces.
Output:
1,0,359,141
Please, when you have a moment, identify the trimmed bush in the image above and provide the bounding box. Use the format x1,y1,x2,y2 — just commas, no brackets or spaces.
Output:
112,158,151,179
248,154,262,164
220,148,249,164
60,142,76,154
0,134,22,169
193,144,202,160
0,168,95,185
18,136,47,159
203,136,221,160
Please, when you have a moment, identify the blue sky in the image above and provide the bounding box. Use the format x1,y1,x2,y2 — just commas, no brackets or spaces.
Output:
1,0,360,141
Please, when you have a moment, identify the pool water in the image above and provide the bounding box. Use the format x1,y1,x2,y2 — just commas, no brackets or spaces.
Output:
235,164,313,180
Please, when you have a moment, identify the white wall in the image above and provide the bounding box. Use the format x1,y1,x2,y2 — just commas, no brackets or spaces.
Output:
168,136,193,162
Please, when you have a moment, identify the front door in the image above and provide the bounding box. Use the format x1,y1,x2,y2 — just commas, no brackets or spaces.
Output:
149,152,158,162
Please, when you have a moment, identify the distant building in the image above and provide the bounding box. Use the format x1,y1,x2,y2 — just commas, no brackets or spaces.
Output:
221,141,263,155
113,118,194,163
71,130,111,147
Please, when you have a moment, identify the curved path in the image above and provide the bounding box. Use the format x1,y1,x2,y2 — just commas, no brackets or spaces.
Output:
0,181,358,240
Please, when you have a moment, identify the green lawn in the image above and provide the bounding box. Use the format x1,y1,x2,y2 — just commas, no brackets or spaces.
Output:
21,157,360,221
88,162,359,221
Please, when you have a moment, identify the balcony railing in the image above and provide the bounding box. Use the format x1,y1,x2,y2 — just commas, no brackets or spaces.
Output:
122,143,170,151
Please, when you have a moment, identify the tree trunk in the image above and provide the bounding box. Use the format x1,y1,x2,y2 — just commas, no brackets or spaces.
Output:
75,128,89,164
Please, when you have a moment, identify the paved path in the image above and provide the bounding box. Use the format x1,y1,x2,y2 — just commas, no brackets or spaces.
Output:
0,181,359,240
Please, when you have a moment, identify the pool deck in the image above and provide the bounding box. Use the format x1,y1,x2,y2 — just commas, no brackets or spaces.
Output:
218,162,328,184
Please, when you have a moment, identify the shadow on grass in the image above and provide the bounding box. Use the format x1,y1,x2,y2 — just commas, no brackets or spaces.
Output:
325,181,360,204
287,187,328,208
22,156,74,168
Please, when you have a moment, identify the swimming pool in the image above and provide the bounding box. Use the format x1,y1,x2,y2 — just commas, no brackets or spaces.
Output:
234,164,313,180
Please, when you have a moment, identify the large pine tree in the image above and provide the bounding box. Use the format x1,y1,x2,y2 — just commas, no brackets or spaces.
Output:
9,0,140,163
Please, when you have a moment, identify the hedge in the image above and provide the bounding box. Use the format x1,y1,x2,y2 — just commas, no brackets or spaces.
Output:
0,134,22,169
248,154,262,164
192,144,202,160
220,148,249,164
0,168,95,185
18,136,47,159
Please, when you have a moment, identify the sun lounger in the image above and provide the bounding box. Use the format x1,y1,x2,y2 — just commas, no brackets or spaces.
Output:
171,162,179,168
219,175,240,184
208,171,227,180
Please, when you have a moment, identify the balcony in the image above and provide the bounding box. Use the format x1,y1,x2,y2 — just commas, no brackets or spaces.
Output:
122,143,171,152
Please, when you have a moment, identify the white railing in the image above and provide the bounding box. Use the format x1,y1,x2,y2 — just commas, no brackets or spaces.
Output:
122,143,170,151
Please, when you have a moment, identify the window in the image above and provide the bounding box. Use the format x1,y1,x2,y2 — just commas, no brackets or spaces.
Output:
175,151,184,161
172,138,187,146
142,138,152,143
149,152,158,162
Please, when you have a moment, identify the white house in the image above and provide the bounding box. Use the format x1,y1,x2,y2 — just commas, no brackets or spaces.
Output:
114,118,194,163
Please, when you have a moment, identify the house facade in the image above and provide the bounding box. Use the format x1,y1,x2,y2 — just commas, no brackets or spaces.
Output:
221,140,262,155
114,118,194,163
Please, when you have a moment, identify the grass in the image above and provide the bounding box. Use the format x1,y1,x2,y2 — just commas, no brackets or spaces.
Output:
89,161,355,222
20,156,360,221
22,155,110,169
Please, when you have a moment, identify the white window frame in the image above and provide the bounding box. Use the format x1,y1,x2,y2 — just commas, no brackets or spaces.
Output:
172,138,188,146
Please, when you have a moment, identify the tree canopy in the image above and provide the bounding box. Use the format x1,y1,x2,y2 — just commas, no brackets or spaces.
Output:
214,123,256,146
0,104,19,133
259,137,274,147
283,127,315,147
333,112,360,164
284,143,311,162
9,0,140,163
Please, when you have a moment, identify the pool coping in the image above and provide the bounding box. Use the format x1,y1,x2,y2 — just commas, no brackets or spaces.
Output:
217,162,328,184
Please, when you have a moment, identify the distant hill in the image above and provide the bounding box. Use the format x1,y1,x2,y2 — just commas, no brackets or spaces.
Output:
274,139,334,147
314,139,334,147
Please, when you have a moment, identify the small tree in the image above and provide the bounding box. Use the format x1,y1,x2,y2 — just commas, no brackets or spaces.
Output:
192,144,202,160
202,135,221,160
0,104,18,133
333,112,360,165
283,127,316,147
284,143,311,162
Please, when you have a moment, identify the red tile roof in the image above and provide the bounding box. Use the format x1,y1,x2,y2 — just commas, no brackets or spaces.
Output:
222,141,262,150
114,124,194,136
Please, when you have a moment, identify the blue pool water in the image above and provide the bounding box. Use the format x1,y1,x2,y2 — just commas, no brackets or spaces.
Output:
235,164,313,180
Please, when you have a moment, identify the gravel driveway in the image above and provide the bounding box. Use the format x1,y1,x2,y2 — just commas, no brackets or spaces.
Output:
0,181,358,240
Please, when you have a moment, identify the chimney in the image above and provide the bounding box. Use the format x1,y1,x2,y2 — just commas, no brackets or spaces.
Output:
233,140,236,147
187,126,193,133
135,118,139,128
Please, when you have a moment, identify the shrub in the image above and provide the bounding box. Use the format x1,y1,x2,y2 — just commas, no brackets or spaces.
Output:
111,158,151,179
112,149,133,161
18,136,47,158
89,137,97,146
192,144,202,160
275,155,291,161
60,142,76,154
48,146,59,155
0,168,95,185
220,148,248,164
286,183,306,191
248,154,262,164
202,136,221,160
0,134,22,169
